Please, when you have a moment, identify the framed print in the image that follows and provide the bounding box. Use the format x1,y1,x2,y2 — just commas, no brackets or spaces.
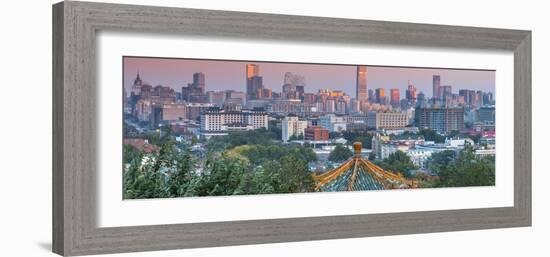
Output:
52,1,531,256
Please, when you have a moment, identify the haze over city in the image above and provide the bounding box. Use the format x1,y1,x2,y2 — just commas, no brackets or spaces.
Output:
123,57,495,97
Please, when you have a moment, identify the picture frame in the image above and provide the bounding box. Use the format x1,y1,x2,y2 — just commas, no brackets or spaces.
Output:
52,1,531,256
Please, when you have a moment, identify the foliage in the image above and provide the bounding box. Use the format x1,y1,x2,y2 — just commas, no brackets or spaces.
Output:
376,151,416,178
123,144,140,164
434,145,495,187
418,128,445,143
289,133,304,141
205,128,279,152
328,144,353,162
123,128,317,199
231,144,317,166
428,150,456,173
192,153,251,196
329,131,342,139
342,130,373,149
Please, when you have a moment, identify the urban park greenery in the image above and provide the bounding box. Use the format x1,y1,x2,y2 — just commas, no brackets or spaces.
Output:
123,129,317,199
123,127,495,199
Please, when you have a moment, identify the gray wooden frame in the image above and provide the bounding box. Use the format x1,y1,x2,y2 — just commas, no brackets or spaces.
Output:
52,1,531,256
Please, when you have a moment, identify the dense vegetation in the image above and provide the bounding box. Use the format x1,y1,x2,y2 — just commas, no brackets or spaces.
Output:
431,145,495,187
328,144,353,162
375,151,417,178
123,129,317,199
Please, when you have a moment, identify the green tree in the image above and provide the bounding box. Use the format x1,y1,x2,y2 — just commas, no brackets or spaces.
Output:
194,153,251,196
123,155,170,199
328,144,353,162
419,128,445,143
123,144,140,164
377,151,416,178
165,146,196,197
289,133,304,141
342,131,373,149
428,150,456,173
435,145,495,187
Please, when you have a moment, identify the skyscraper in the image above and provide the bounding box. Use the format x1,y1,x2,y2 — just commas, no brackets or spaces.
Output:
433,75,441,99
182,72,206,102
192,72,205,93
356,66,368,101
441,85,452,99
368,89,375,102
282,72,306,99
246,64,259,80
375,88,385,103
390,88,400,108
416,106,464,133
406,83,417,101
247,76,263,100
246,64,263,100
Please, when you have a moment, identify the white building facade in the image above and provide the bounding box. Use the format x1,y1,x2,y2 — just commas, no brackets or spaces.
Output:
282,116,308,142
319,114,347,132
200,108,268,138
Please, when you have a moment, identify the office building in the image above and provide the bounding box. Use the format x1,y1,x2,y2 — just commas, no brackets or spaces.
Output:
304,126,330,142
406,83,417,101
390,88,400,108
416,106,464,133
433,75,441,99
356,66,368,101
282,115,308,142
200,107,268,138
367,111,409,129
319,114,347,132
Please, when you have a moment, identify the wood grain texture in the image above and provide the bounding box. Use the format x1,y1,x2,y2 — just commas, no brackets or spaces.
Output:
52,1,532,256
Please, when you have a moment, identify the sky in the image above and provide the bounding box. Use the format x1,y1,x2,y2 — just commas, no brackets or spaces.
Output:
123,57,495,98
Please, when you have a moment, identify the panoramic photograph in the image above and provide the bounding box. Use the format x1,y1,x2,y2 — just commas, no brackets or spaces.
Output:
122,56,496,199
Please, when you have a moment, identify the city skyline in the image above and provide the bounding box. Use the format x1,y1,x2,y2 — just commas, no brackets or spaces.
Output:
124,56,495,99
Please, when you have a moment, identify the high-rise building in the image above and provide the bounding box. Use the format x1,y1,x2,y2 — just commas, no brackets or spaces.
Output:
476,90,483,107
282,115,308,142
433,75,441,99
207,91,226,106
356,66,368,101
406,83,417,101
416,106,464,133
182,72,206,102
282,72,306,100
324,99,336,113
246,64,259,80
335,100,347,114
192,72,205,93
477,107,495,123
390,88,400,108
417,92,426,107
459,89,477,107
368,89,375,102
482,92,494,106
302,93,316,104
367,111,409,130
247,75,263,100
375,88,385,103
246,64,263,100
441,85,453,99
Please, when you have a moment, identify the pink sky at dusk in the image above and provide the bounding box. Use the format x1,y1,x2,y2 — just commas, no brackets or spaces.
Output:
123,56,495,98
